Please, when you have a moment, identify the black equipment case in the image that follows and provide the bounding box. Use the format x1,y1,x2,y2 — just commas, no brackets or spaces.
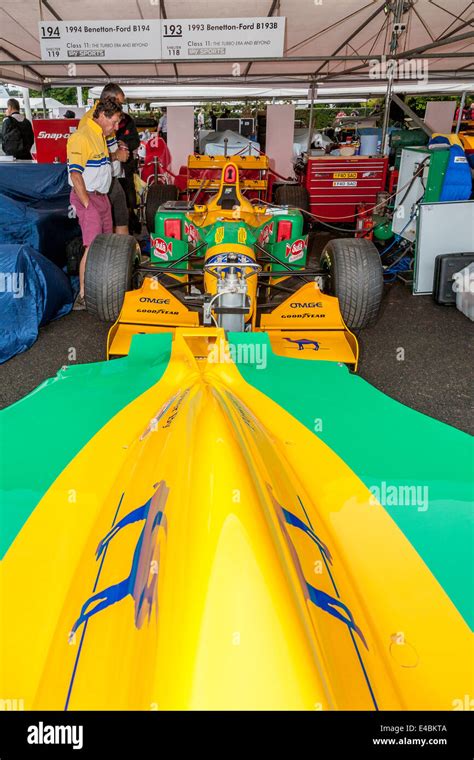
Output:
433,252,474,305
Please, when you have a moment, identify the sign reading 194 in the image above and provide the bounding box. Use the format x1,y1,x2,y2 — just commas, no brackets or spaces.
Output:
39,25,61,39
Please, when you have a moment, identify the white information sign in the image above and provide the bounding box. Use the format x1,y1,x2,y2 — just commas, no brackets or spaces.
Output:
38,18,285,61
39,20,160,61
160,18,285,60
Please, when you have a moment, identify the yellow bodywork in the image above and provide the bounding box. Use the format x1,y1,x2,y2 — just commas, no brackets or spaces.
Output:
459,130,474,153
187,153,269,193
0,329,471,710
431,131,474,152
108,276,358,367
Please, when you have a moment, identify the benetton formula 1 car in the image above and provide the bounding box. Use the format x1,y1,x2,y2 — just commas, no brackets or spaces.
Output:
83,157,383,365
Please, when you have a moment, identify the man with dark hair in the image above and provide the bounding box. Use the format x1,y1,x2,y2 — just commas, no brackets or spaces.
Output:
100,83,125,100
1,98,34,160
79,84,126,160
116,107,141,233
79,83,130,235
67,98,126,309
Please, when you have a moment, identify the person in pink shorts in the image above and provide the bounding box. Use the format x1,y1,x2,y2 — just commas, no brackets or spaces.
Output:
67,98,128,309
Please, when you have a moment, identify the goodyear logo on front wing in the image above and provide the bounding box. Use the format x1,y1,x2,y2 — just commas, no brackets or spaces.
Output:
215,226,225,244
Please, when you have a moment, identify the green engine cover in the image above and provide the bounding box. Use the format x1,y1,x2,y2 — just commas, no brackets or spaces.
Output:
149,207,309,274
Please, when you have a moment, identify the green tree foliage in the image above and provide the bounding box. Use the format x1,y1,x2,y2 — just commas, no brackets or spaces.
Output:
28,86,90,105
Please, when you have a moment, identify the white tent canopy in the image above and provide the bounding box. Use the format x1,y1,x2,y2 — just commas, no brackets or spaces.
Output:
0,1,472,89
90,82,474,104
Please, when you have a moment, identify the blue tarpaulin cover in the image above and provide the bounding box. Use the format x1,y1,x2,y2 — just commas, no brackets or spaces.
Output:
439,144,472,202
0,163,79,266
0,244,73,364
428,140,473,201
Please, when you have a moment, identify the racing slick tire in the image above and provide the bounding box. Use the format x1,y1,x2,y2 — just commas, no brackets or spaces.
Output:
274,183,310,212
145,183,179,234
320,238,383,330
275,184,310,231
85,233,141,322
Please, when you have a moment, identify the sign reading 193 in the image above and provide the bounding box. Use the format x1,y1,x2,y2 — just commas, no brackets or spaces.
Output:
162,24,183,37
166,21,279,33
161,17,285,59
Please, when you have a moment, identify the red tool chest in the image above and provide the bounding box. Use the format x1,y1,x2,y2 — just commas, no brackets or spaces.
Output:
32,119,80,163
304,155,388,222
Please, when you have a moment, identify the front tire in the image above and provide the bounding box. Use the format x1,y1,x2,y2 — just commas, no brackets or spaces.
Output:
320,238,383,329
85,233,140,321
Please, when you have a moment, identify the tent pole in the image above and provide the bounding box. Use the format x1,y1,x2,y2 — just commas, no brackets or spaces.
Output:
380,77,393,156
20,87,32,122
455,91,467,134
41,85,47,117
380,0,405,156
76,86,84,108
306,81,316,155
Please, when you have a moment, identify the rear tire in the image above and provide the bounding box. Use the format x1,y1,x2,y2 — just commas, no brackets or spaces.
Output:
320,238,383,329
85,234,140,321
275,184,310,232
275,183,309,211
145,183,179,233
